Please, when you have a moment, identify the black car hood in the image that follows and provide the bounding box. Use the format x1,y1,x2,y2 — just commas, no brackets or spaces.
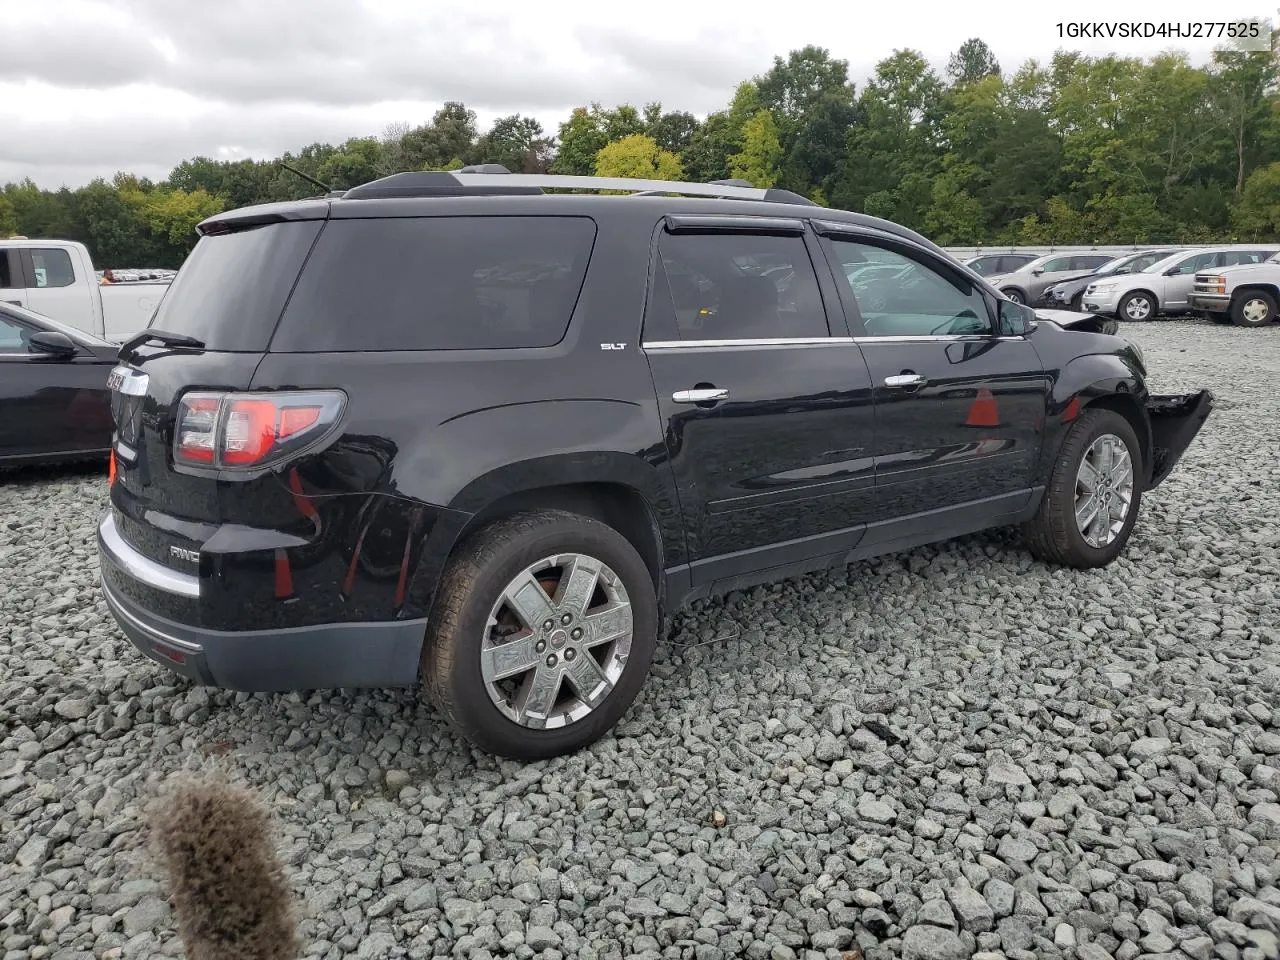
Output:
1033,308,1120,336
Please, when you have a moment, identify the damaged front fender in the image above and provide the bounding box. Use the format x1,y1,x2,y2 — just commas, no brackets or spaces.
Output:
1146,389,1214,488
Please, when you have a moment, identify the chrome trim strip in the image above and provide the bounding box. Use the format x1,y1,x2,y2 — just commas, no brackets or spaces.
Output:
99,512,200,599
643,337,857,349
642,334,1026,349
101,576,204,653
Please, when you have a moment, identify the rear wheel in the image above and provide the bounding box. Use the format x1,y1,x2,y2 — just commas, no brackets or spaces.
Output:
1021,408,1142,569
1231,290,1277,327
422,510,658,760
1118,291,1156,322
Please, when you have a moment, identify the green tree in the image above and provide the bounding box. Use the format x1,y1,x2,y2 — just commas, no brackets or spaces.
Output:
1232,161,1280,236
139,189,225,265
947,39,1001,86
0,195,17,237
475,115,554,173
317,137,387,189
729,110,783,186
594,134,683,181
553,105,609,175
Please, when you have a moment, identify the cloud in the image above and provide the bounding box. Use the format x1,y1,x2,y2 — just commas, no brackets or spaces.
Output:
0,0,1249,188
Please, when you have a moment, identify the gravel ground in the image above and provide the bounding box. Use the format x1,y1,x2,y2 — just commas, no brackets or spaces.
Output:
1,318,1279,960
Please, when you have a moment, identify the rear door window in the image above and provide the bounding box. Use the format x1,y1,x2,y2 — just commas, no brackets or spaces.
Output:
644,231,829,342
271,216,597,352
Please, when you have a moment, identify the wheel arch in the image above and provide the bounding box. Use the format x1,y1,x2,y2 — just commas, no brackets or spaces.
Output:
999,285,1027,302
1041,353,1151,487
399,452,683,626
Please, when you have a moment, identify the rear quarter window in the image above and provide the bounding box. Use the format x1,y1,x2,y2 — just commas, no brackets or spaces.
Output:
271,216,597,352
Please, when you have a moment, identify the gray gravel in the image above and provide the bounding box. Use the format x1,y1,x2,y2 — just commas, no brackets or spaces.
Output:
1,317,1279,960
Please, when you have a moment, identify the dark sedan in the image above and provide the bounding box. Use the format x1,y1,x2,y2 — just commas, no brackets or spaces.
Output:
0,302,118,467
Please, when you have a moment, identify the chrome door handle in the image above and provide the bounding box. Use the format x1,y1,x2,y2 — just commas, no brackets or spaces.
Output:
673,387,730,404
884,374,927,388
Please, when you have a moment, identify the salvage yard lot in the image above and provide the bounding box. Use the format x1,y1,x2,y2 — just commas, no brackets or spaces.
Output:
1,319,1279,960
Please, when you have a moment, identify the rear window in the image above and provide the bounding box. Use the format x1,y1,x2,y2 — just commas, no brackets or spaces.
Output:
270,216,597,352
147,221,323,352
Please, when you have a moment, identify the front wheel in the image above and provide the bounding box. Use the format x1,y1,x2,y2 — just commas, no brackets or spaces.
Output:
1021,408,1143,569
1118,291,1156,322
422,510,658,760
1001,288,1025,305
1231,290,1277,327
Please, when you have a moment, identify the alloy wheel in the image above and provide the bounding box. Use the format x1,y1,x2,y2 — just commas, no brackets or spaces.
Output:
1075,433,1134,548
480,553,633,729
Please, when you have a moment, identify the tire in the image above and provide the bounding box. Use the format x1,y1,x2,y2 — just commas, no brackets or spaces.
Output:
1069,293,1084,312
1001,288,1025,305
1230,290,1277,327
1021,408,1143,569
421,509,658,760
1118,291,1156,322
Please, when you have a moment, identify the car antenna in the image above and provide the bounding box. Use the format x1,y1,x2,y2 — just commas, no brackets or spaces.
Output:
279,162,333,195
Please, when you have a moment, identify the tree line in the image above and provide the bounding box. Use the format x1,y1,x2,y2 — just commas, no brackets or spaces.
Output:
3,37,1280,269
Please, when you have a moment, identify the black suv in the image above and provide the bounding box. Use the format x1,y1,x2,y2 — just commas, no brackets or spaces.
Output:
98,169,1213,760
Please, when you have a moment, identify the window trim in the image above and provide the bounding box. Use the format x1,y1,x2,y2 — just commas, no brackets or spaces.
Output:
639,216,838,346
815,229,1000,340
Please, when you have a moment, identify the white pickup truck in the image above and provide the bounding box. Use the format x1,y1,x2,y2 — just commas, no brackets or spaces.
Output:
0,238,168,342
1188,257,1280,327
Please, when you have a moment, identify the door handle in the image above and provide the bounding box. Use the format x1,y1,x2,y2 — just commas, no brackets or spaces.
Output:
884,373,927,389
673,387,730,404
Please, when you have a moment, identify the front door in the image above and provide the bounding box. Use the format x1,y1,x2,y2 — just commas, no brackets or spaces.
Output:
641,217,877,584
0,250,26,308
817,231,1050,544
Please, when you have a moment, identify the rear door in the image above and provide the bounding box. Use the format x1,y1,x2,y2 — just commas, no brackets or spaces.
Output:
815,225,1049,539
641,216,878,583
0,250,26,308
1161,251,1226,310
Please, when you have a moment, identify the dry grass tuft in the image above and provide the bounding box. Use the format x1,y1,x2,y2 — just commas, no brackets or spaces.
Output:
147,772,301,960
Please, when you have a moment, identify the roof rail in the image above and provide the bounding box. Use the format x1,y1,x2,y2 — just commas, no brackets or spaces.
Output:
451,172,817,205
339,166,817,206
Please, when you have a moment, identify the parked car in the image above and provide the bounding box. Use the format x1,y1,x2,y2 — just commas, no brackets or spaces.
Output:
1041,249,1187,311
962,253,1038,277
1083,245,1280,321
0,239,169,343
98,169,1213,761
0,301,118,468
986,252,1123,305
1189,254,1280,326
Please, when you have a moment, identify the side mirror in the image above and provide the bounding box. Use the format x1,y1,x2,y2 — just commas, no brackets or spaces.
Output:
998,299,1037,336
1164,266,1182,276
27,330,78,358
1031,268,1044,276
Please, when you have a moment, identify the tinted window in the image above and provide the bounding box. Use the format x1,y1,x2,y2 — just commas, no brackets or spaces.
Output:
1039,256,1072,272
0,251,17,289
1002,255,1034,272
149,221,323,351
831,241,991,337
0,315,29,353
29,248,74,288
273,217,596,352
1169,252,1219,275
1223,250,1274,265
646,231,828,342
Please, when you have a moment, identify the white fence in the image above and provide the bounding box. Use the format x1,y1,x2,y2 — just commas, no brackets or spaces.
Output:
942,243,1225,259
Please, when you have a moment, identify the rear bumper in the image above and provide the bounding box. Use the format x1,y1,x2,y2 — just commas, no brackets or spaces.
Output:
1146,389,1214,489
98,512,425,691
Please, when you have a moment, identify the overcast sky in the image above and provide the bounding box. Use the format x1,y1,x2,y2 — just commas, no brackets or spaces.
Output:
0,0,1270,189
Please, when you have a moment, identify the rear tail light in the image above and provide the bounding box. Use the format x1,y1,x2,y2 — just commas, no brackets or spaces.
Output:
174,390,346,470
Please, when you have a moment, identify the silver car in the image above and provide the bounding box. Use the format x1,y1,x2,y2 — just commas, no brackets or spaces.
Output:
987,252,1124,305
1082,245,1280,320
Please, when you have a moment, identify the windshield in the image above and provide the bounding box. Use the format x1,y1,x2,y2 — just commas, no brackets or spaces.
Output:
1142,252,1189,274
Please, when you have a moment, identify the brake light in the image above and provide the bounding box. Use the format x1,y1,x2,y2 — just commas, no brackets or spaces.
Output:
174,390,345,470
108,449,117,486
